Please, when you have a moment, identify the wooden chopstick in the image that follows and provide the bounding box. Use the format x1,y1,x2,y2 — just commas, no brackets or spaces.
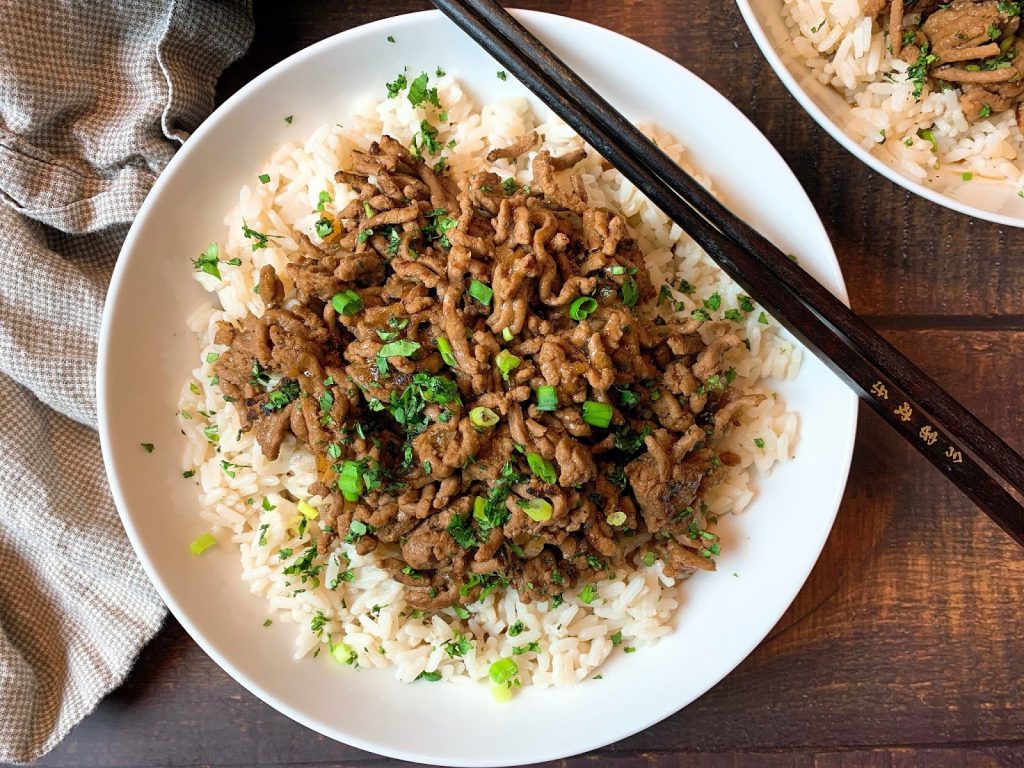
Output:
431,0,1024,544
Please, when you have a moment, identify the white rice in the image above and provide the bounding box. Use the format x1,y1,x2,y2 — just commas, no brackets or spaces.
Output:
777,0,1024,183
177,77,801,690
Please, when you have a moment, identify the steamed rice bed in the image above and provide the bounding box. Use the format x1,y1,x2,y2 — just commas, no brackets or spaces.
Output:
177,74,800,690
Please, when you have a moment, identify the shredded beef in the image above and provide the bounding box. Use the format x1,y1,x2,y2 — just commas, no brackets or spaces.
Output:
212,134,763,609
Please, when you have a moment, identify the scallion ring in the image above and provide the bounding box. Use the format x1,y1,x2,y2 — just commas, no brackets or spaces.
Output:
489,657,519,684
495,349,520,380
519,497,553,522
436,336,457,367
581,400,613,428
469,406,499,428
535,385,558,412
468,279,493,306
569,295,598,321
337,460,363,502
331,289,363,316
526,452,557,484
606,509,626,526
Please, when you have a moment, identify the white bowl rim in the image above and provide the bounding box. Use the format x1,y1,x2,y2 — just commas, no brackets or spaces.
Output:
735,0,1024,228
97,8,859,764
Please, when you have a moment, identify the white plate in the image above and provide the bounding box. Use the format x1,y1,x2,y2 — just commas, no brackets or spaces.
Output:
98,9,858,766
738,0,1024,227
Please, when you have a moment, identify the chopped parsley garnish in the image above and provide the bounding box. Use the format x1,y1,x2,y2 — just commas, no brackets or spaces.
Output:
691,308,711,322
508,620,525,637
907,43,938,99
386,73,408,98
411,120,442,157
313,217,333,240
979,104,992,118
578,583,598,604
310,611,328,634
264,379,299,411
496,70,507,80
757,311,769,325
386,35,395,43
407,72,442,109
416,671,443,682
472,462,522,535
512,642,540,655
284,115,293,124
140,442,154,453
703,292,722,311
190,242,239,279
376,339,421,376
241,220,279,251
607,464,628,489
611,630,623,646
754,437,766,449
723,308,743,322
551,593,564,607
442,632,474,658
258,173,270,184
641,551,656,567
447,512,478,548
257,523,269,546
738,294,755,312
612,425,651,456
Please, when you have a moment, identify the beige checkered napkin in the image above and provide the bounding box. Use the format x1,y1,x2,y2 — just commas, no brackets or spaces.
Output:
0,1,253,761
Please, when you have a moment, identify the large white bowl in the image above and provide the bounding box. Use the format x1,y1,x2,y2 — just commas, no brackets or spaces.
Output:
738,0,1024,227
98,9,858,766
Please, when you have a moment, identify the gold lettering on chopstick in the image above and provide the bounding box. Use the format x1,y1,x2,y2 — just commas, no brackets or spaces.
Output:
894,402,913,422
919,425,939,446
945,445,963,464
870,381,890,400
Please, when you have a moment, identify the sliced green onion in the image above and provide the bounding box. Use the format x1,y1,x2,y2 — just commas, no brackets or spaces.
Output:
437,337,457,367
337,460,363,501
519,498,553,522
569,296,598,321
362,201,374,218
379,339,421,358
468,279,493,306
621,276,639,308
606,509,626,526
330,638,356,665
535,385,557,412
642,551,656,567
189,532,217,556
495,349,520,380
489,657,519,684
473,496,487,524
578,583,598,604
582,400,613,428
491,682,513,702
526,452,557,484
331,290,363,316
297,499,318,520
502,326,513,342
469,406,499,428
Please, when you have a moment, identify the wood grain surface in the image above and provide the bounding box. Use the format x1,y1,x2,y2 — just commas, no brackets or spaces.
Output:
18,1,1024,766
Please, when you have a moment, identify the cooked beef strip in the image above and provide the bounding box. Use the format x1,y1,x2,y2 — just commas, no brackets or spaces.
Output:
213,135,763,609
865,0,1024,124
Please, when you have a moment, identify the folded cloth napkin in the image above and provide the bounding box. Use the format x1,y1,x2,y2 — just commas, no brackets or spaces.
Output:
0,1,253,761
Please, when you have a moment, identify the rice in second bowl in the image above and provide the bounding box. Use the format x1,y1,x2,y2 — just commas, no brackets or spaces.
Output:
177,73,801,693
776,0,1024,186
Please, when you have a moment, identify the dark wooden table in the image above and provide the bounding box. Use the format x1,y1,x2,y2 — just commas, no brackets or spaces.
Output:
23,2,1024,766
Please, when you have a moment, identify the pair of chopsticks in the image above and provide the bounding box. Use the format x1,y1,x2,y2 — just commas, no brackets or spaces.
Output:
432,0,1024,546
